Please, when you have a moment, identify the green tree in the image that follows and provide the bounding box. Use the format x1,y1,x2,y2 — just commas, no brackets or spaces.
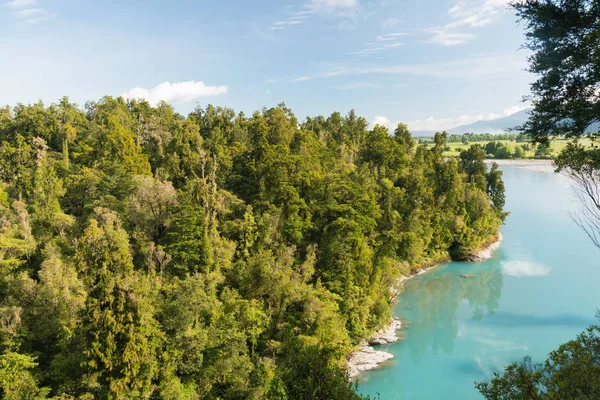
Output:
460,145,487,190
487,163,506,215
0,351,48,399
485,141,498,156
494,144,512,159
163,201,212,276
0,98,503,399
76,209,160,399
534,142,553,159
512,0,600,143
513,145,526,159
476,320,600,400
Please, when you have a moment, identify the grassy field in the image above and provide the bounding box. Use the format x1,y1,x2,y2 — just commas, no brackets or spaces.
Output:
423,138,595,159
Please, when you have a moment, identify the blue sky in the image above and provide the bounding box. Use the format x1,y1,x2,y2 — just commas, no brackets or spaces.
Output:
0,0,533,131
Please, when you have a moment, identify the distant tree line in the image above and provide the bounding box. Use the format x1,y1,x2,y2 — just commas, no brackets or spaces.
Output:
419,133,530,144
484,141,553,160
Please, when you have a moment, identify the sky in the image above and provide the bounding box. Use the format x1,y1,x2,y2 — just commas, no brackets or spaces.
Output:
0,0,534,131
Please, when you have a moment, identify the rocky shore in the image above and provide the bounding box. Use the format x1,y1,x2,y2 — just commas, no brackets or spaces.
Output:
347,232,503,378
347,318,402,378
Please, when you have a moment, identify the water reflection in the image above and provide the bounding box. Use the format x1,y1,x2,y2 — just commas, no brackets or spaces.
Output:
397,263,503,362
358,167,600,399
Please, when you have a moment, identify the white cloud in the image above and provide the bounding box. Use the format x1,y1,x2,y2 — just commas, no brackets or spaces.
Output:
122,81,228,106
14,7,41,17
501,260,550,277
273,19,303,26
427,29,475,46
309,0,360,21
269,0,358,31
381,16,400,28
503,103,530,116
402,102,530,131
310,0,359,13
447,0,510,28
349,32,407,58
372,115,390,128
294,51,528,82
405,113,498,131
376,32,408,41
269,10,313,30
5,0,36,8
5,0,49,23
423,0,510,46
337,81,380,90
350,42,404,56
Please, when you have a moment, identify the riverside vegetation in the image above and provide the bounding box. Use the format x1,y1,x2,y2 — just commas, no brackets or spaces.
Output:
0,99,504,399
420,133,596,160
475,0,600,398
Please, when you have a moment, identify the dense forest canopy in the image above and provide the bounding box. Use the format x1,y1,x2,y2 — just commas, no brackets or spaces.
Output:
0,97,503,399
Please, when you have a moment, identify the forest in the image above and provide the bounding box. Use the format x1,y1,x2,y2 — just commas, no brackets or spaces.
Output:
0,98,504,399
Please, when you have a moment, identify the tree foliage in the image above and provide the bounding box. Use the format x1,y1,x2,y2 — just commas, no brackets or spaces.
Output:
476,319,600,400
512,0,600,142
0,98,504,399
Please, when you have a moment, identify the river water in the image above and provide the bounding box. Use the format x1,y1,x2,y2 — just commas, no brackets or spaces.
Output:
357,165,600,399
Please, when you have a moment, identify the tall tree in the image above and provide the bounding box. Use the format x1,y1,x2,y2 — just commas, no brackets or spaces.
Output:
512,0,600,247
512,0,600,142
76,209,160,398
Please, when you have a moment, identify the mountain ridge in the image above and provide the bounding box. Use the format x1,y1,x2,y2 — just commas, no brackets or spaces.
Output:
412,109,531,137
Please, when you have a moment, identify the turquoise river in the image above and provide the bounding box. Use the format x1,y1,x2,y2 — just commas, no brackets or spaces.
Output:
357,164,600,399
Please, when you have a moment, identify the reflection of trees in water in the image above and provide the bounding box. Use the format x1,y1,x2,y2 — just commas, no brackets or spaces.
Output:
398,266,503,362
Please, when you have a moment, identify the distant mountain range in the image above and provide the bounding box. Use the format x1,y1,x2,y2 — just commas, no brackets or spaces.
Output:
411,109,600,137
412,109,531,137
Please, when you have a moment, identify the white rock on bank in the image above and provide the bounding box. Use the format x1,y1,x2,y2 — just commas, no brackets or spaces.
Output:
347,318,402,377
347,344,394,378
369,318,402,345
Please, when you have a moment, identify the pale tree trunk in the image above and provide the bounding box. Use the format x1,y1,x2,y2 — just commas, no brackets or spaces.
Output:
567,165,600,249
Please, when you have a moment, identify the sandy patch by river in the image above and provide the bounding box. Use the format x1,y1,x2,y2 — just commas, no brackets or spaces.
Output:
484,159,555,174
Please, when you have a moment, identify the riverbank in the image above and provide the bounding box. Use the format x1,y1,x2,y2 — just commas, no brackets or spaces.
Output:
347,232,504,378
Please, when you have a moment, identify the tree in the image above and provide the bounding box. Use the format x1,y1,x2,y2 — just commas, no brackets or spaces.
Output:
128,175,178,242
485,141,498,156
460,145,487,191
434,131,448,154
76,209,160,398
513,145,526,159
0,98,503,399
556,143,600,248
494,144,513,159
487,163,506,215
91,115,151,176
476,319,600,399
511,0,600,246
512,0,600,143
54,96,81,170
30,138,72,237
0,351,48,399
394,123,415,152
163,201,212,276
